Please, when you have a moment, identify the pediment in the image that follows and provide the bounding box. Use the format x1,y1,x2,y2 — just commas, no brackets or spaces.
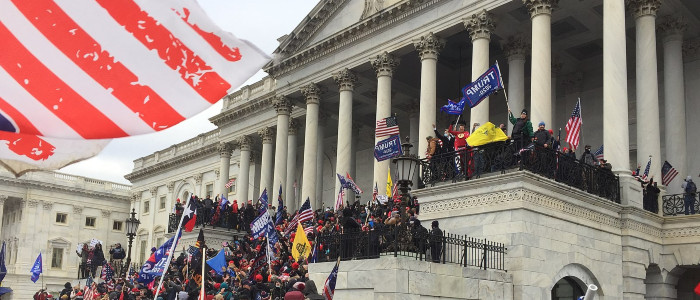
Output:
48,237,71,247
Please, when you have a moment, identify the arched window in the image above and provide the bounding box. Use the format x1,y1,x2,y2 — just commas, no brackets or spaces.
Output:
551,276,585,300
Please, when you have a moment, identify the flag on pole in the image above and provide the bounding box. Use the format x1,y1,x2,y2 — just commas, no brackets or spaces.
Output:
224,178,236,189
594,145,604,160
101,262,115,282
138,229,182,284
219,195,229,211
0,241,6,284
206,249,227,275
345,173,363,194
30,252,42,283
386,167,393,197
375,116,400,138
195,228,206,249
275,188,284,225
284,198,313,236
440,98,466,115
0,0,270,176
640,157,652,182
322,258,340,300
661,161,678,186
258,188,269,214
565,99,582,150
292,223,312,261
182,196,197,232
335,188,344,211
460,63,504,108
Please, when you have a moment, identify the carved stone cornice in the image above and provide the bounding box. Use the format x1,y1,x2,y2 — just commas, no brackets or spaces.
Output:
332,69,357,92
464,10,495,41
193,174,203,185
42,201,54,210
23,200,39,208
73,205,83,214
625,0,662,19
258,127,276,144
503,35,530,61
149,186,158,195
658,16,687,43
663,227,700,239
218,142,234,158
214,170,221,180
275,0,346,57
0,195,7,205
272,95,293,115
370,52,400,78
301,83,322,105
101,210,111,218
236,135,254,151
414,32,445,61
288,118,300,135
124,143,218,181
209,97,274,127
167,181,175,192
523,0,559,18
0,177,129,203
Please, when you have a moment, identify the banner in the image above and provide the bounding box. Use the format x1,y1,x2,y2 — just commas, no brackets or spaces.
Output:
465,122,508,147
374,135,402,162
138,229,181,283
440,98,466,115
461,63,503,108
250,211,273,239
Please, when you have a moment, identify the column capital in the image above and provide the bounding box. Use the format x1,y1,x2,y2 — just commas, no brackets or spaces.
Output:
194,174,203,185
370,52,400,77
130,193,140,203
167,181,175,192
149,186,159,195
522,0,559,18
658,16,687,43
258,127,276,144
272,95,293,115
101,210,111,218
502,35,530,61
0,195,7,205
625,0,661,19
464,10,495,41
683,39,700,62
414,32,445,61
73,205,83,214
218,142,234,158
407,99,421,115
332,69,357,92
301,83,322,105
42,201,53,211
288,118,300,135
236,135,254,151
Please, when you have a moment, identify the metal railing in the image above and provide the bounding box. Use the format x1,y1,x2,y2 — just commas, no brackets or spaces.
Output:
168,208,245,233
78,261,140,279
662,193,699,216
421,142,621,203
314,224,507,271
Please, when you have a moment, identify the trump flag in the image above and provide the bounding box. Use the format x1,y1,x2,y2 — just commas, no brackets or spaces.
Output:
0,0,269,175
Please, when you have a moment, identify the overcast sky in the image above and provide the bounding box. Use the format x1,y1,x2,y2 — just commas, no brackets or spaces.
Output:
58,1,319,184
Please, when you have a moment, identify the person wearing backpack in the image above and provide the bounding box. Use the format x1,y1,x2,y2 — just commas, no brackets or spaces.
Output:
683,176,697,215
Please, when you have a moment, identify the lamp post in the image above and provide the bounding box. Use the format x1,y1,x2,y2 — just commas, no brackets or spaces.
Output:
392,136,421,215
123,208,140,278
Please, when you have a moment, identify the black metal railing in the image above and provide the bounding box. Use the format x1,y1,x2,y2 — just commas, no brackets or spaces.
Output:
78,261,141,279
314,224,507,271
168,208,244,233
421,142,621,203
662,193,700,216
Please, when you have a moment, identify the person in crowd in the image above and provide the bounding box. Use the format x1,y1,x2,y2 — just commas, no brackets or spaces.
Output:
430,220,443,263
683,176,697,215
109,243,126,277
508,108,533,151
532,122,550,148
579,145,596,166
59,282,72,300
283,281,305,300
202,195,214,226
77,244,90,278
471,122,480,134
174,198,184,217
447,121,469,151
91,243,105,277
498,123,507,135
303,280,324,300
642,177,660,213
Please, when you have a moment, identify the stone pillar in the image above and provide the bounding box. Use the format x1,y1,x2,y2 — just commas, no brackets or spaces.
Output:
552,60,562,129
236,135,253,202
272,96,292,199
301,83,321,208
258,127,275,200
286,118,300,210
503,36,529,133
250,152,261,201
316,114,327,210
604,0,631,173
465,10,495,127
659,16,687,192
414,32,445,159
217,142,233,196
523,0,557,128
408,101,420,187
0,196,6,236
350,124,359,187
370,52,400,191
333,69,357,200
628,0,662,178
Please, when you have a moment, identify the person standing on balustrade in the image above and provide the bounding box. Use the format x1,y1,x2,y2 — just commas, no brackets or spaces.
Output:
682,176,697,215
508,108,533,151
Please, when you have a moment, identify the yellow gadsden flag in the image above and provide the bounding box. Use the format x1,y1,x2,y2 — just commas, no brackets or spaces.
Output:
466,122,508,147
292,223,312,261
386,166,393,197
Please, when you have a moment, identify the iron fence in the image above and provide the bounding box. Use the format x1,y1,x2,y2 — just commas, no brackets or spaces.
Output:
421,142,621,203
662,193,700,216
168,208,242,233
78,261,141,279
314,224,507,271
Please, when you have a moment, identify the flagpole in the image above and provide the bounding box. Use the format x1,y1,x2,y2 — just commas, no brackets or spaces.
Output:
154,196,191,299
495,61,510,108
266,235,272,281
200,247,206,300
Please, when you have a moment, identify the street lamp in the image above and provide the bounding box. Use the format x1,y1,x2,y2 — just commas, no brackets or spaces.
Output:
392,136,420,210
123,208,140,278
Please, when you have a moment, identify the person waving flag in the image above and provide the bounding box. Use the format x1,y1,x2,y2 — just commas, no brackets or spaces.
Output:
323,257,341,300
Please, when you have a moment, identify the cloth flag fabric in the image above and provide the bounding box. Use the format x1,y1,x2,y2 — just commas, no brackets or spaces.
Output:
335,188,344,211
0,242,6,284
30,252,42,283
345,173,363,194
565,99,582,150
182,196,197,232
206,249,227,275
195,228,205,249
440,98,466,115
275,190,284,225
465,122,508,147
250,211,274,239
460,63,504,108
661,161,679,186
640,157,652,181
372,183,378,203
138,229,182,284
219,195,229,211
0,0,270,175
386,168,393,197
101,262,114,282
594,145,604,160
284,198,313,236
292,223,312,261
224,178,236,189
258,188,269,214
375,116,400,138
323,258,340,300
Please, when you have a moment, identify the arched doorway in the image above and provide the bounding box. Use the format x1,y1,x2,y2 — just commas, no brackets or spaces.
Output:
673,265,700,299
551,276,586,300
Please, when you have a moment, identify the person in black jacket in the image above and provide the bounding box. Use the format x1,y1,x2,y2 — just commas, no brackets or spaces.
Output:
91,244,105,277
430,221,443,263
59,282,72,300
642,177,660,213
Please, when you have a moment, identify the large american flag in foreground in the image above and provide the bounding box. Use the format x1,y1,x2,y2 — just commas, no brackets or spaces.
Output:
565,99,582,150
0,0,269,175
661,161,678,186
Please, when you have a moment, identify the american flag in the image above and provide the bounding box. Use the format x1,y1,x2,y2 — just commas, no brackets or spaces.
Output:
375,116,400,138
661,161,679,186
565,99,582,150
284,198,313,236
224,178,236,189
0,0,269,175
640,157,652,181
335,188,344,211
372,183,378,204
594,144,604,160
101,262,114,282
323,258,340,300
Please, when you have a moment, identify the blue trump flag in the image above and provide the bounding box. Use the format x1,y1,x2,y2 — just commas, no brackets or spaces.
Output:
374,135,402,162
275,187,284,225
0,242,6,284
206,249,227,275
440,98,466,115
258,189,268,214
30,252,42,283
461,63,503,108
138,229,182,283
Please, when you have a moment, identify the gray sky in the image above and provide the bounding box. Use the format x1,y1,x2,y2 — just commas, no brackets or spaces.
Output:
59,1,319,184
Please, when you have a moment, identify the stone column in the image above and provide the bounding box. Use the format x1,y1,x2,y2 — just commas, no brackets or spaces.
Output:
286,118,299,210
465,10,495,127
250,152,261,200
316,114,327,210
350,124,359,185
414,32,445,159
217,142,233,196
258,127,275,200
503,36,529,133
659,16,687,192
370,52,400,191
408,101,420,187
301,83,321,208
551,60,562,129
524,0,557,128
272,96,292,199
628,0,662,178
236,135,253,202
333,69,357,201
0,196,6,236
604,0,631,173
